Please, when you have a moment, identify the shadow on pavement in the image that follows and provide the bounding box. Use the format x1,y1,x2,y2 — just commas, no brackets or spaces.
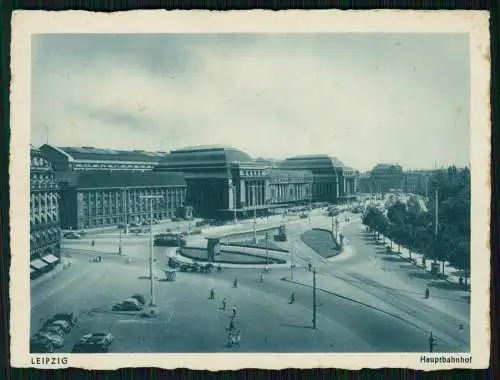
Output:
399,264,417,270
408,271,436,280
427,280,469,292
280,323,314,330
382,256,407,263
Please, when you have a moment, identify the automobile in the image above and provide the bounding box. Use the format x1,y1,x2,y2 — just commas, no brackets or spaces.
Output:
72,332,114,353
299,213,308,219
33,332,64,348
154,233,186,247
130,293,146,306
63,232,81,239
40,324,66,337
168,257,181,268
30,337,54,353
50,320,72,333
80,332,114,347
72,342,106,353
112,298,143,312
129,222,141,228
47,312,78,326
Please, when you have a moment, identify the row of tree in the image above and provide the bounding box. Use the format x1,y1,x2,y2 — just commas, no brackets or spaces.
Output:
362,166,470,281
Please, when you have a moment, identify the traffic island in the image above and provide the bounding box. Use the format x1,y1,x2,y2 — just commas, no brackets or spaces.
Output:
300,229,342,259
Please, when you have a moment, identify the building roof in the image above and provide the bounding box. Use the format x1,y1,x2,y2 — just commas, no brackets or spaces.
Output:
157,146,254,169
57,170,186,189
42,145,166,163
371,163,403,175
281,154,346,171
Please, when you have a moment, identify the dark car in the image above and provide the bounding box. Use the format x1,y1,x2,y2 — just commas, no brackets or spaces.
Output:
154,233,186,247
63,232,82,239
112,298,143,312
46,312,78,326
30,337,54,353
130,293,146,306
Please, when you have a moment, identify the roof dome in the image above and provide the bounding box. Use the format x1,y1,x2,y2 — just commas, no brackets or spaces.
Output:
157,145,253,170
281,154,346,170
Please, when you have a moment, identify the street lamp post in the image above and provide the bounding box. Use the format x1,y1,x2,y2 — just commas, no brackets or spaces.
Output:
118,227,122,255
312,268,317,329
139,195,163,308
265,232,269,268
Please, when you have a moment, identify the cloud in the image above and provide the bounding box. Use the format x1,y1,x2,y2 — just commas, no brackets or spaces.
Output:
31,34,470,171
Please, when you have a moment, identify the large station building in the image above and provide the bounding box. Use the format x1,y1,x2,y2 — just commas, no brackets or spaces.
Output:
154,145,314,219
39,145,166,172
37,143,359,226
279,155,357,203
30,146,61,278
56,171,187,231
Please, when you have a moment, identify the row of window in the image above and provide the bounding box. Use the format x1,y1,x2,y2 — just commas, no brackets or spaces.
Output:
73,163,155,171
77,212,173,229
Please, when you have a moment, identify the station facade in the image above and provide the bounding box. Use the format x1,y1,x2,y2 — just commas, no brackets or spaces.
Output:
57,171,187,230
279,155,357,203
30,146,62,278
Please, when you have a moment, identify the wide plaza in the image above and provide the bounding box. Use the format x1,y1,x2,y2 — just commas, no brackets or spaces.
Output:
30,209,470,353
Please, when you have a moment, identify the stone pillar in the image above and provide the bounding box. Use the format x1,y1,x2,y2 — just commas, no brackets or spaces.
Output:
264,179,270,204
240,180,246,205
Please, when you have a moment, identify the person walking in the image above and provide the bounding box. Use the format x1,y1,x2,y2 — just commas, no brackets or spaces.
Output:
260,273,264,283
91,240,95,248
233,278,238,288
235,330,241,347
227,317,235,331
232,305,238,319
425,287,430,299
288,291,295,304
209,288,215,300
221,297,227,310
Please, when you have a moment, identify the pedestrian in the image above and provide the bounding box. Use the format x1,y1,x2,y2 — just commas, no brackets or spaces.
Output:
233,278,238,288
209,288,215,299
308,262,313,272
260,273,264,283
91,240,95,247
235,330,241,347
288,291,295,304
425,287,430,299
232,305,238,319
222,297,227,310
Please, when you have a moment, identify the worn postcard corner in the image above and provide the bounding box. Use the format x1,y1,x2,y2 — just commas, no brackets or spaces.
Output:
9,9,490,371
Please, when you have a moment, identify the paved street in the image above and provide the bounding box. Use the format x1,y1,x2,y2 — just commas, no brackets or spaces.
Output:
31,211,470,353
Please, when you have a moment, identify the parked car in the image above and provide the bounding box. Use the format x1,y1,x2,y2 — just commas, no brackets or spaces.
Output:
112,298,143,312
154,233,186,247
30,337,54,353
50,320,72,333
130,293,146,306
40,324,66,337
80,332,114,347
46,312,78,326
72,334,112,353
63,232,81,239
33,332,64,348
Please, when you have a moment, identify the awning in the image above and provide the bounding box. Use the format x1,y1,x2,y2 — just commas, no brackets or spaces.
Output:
30,259,48,270
42,254,59,264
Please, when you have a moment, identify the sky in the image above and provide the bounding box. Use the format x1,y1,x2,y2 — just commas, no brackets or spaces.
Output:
31,33,470,172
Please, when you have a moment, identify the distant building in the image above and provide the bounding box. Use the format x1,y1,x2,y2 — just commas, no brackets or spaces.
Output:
56,171,187,230
280,155,357,203
368,164,405,194
30,146,61,278
404,170,432,195
39,144,166,172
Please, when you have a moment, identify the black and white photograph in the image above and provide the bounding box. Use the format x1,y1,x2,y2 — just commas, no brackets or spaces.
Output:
10,10,490,370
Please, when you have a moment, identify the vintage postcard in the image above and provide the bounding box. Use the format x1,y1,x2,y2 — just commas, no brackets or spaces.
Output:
10,10,490,370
